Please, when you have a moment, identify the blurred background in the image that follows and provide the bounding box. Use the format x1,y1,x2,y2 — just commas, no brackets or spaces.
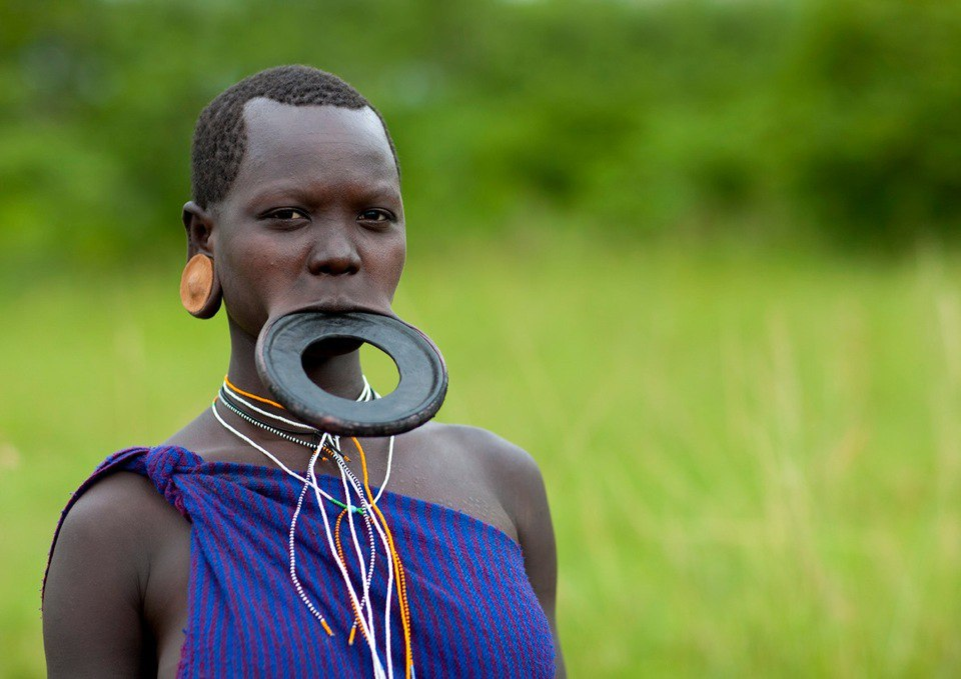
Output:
2,0,960,675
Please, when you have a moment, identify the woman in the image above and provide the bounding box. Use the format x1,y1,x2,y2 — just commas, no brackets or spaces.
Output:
42,65,562,678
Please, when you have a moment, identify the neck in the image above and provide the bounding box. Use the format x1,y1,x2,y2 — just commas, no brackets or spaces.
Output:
225,321,367,404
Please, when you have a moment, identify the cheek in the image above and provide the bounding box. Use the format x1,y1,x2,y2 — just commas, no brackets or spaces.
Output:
221,230,296,287
375,237,407,295
217,239,286,319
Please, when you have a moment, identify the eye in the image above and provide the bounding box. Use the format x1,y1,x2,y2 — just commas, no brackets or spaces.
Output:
358,208,395,224
265,208,310,221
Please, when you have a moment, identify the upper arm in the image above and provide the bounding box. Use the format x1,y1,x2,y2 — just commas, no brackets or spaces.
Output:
43,472,153,678
483,434,566,677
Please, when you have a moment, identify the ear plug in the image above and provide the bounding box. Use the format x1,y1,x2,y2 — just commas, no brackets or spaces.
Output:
180,254,222,318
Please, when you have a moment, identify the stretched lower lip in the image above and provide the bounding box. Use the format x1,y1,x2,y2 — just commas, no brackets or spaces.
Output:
284,301,397,319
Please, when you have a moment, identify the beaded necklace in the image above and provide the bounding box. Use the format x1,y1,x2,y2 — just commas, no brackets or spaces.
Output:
211,377,412,679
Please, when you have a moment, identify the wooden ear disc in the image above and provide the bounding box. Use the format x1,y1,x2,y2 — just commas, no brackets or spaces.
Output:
180,254,222,318
256,311,448,436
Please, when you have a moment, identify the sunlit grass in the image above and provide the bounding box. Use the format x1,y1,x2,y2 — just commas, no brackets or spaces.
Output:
2,240,961,676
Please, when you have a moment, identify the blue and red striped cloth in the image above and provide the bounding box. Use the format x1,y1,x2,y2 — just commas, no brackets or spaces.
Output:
46,446,555,678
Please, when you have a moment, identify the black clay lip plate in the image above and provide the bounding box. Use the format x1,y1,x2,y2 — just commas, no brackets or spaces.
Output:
255,311,448,436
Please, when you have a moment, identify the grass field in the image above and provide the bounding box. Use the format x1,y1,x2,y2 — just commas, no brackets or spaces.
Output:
2,238,961,677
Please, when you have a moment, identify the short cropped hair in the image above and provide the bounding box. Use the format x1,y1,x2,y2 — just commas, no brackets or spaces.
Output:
191,65,397,208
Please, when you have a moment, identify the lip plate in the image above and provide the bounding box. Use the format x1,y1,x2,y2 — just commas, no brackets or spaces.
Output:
255,310,448,437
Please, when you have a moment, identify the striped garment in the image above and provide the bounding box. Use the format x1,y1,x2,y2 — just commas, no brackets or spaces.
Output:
45,446,555,678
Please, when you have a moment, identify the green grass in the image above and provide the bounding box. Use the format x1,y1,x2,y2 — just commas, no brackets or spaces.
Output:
3,239,961,677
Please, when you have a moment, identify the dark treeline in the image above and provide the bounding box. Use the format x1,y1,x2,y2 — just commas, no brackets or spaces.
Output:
1,0,958,261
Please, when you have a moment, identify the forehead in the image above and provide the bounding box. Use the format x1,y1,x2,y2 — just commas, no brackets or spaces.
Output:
231,98,397,196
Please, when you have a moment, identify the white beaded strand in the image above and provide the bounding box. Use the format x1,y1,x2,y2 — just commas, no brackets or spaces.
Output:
219,382,384,630
335,443,378,650
309,435,387,679
327,439,397,679
215,377,397,679
326,438,380,647
288,447,333,630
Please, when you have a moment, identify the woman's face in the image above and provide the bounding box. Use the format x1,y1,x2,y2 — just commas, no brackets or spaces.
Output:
206,98,406,338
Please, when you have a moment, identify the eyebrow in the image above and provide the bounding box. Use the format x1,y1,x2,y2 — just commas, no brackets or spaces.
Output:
244,180,401,211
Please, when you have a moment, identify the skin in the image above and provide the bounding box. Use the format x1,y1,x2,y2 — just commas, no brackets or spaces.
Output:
43,98,565,678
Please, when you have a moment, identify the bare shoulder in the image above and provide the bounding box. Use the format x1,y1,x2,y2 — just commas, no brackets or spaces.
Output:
51,471,166,568
45,470,181,609
43,470,174,677
415,422,550,530
418,422,542,473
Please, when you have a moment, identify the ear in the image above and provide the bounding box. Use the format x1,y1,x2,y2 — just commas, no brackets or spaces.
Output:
180,201,222,319
182,201,216,258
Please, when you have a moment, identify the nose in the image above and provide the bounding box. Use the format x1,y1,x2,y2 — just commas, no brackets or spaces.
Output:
307,228,361,276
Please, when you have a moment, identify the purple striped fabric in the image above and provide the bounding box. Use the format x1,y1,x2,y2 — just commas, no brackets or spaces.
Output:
45,446,555,678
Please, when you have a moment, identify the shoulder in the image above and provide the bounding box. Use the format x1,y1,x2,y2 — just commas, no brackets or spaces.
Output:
48,470,170,590
418,422,542,475
43,469,171,676
61,467,171,531
418,423,549,529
